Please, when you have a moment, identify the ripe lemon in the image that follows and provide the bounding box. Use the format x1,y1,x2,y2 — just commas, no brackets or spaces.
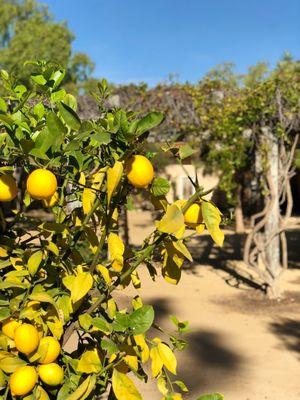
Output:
38,363,64,386
175,199,203,227
9,366,37,396
126,155,154,188
42,191,59,207
38,336,61,364
184,202,203,227
0,175,18,202
26,169,57,200
14,323,40,354
1,319,20,339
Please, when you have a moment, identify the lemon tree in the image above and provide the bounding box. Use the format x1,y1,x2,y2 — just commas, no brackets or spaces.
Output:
0,61,224,400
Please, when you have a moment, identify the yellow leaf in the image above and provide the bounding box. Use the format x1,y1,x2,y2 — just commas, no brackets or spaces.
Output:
47,316,64,339
134,334,149,363
107,297,117,318
107,161,123,204
150,346,163,378
112,369,142,400
108,233,125,272
97,264,112,284
202,201,224,247
157,376,168,395
66,375,96,400
77,350,102,374
172,241,193,262
131,271,141,288
0,247,8,258
195,224,205,235
156,204,184,234
162,253,182,285
79,172,86,186
82,188,96,215
91,169,106,190
47,241,59,256
157,342,177,375
63,271,93,303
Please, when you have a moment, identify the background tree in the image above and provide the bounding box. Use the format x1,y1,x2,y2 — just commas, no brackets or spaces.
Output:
0,0,94,86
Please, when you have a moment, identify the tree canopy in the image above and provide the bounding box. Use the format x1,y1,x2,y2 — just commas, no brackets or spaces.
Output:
0,0,94,85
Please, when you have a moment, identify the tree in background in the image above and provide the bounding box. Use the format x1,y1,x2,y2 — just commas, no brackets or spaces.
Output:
0,0,94,86
190,57,300,297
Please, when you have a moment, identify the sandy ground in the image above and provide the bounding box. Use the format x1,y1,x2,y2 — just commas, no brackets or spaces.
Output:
119,210,300,400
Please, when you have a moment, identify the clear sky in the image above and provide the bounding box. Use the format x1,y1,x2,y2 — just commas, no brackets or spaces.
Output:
44,0,299,85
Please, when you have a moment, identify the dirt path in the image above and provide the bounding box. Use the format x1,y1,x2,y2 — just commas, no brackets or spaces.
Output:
122,210,300,400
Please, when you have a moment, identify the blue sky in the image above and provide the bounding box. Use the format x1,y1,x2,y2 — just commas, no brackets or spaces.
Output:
44,0,300,85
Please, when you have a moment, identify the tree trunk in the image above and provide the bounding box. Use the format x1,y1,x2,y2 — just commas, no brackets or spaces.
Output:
264,129,281,298
235,185,245,234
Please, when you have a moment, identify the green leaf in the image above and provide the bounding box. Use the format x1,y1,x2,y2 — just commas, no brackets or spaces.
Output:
0,98,7,112
27,250,43,276
179,144,196,160
0,308,10,322
79,314,93,331
51,89,66,103
31,74,47,85
33,103,45,119
100,339,119,356
135,112,164,136
197,394,224,400
58,102,81,131
129,305,154,335
92,316,112,334
173,380,189,392
201,201,224,247
92,130,111,145
151,177,170,197
46,111,66,150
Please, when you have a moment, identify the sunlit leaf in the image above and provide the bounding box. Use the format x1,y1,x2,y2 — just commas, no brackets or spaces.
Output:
112,369,142,400
107,161,123,204
201,201,224,247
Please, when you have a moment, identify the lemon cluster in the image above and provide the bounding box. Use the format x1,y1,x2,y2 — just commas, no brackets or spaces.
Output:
1,320,64,397
0,168,58,206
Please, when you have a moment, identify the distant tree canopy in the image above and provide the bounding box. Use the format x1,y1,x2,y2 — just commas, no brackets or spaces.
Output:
0,0,94,85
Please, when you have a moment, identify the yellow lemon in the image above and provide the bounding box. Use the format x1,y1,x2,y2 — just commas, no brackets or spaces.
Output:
126,155,154,188
0,175,18,202
176,199,203,228
38,336,61,364
38,363,64,386
184,202,203,227
1,319,21,339
26,169,57,200
14,323,40,354
9,366,37,396
42,191,59,207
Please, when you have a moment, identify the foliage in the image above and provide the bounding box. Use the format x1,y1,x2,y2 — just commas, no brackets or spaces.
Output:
0,0,94,87
0,61,224,399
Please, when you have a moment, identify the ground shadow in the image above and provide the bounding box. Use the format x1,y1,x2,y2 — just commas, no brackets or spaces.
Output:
269,318,300,356
148,297,245,397
186,226,300,288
